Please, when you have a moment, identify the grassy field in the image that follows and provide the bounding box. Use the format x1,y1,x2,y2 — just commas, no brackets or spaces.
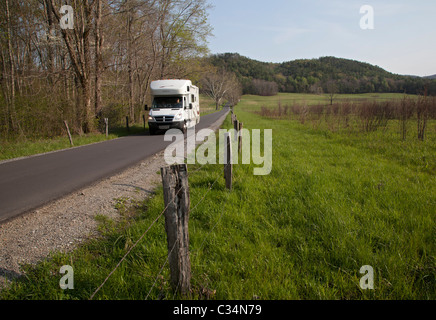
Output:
0,93,434,300
239,92,411,111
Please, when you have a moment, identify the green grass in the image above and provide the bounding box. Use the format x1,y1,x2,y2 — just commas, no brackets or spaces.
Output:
199,94,219,114
240,92,415,112
1,94,434,300
0,124,147,161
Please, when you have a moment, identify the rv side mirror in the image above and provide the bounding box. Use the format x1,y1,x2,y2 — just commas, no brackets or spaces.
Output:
144,104,148,111
189,103,193,110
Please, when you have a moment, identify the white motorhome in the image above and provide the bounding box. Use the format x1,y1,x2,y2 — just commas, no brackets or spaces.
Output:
148,79,200,135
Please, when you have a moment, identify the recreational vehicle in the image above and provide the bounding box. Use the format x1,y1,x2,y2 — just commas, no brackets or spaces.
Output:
148,79,200,135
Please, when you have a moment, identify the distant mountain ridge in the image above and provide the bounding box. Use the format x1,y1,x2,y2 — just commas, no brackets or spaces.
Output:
207,53,436,95
424,74,436,80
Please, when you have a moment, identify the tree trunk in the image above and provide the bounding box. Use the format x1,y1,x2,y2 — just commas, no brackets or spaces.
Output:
83,2,94,133
127,4,135,122
50,0,95,133
5,0,18,133
82,76,93,133
45,0,55,85
94,0,103,117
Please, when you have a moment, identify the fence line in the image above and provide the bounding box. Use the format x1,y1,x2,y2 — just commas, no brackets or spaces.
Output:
143,161,232,299
89,187,184,300
90,112,239,300
188,162,209,174
145,165,230,300
143,130,233,299
192,182,231,258
190,168,223,212
145,238,178,300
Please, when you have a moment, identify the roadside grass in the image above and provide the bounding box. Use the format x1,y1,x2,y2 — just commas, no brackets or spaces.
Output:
0,124,146,161
0,94,434,300
199,94,218,115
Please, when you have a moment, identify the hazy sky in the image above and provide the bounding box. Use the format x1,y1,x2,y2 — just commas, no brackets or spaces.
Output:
207,0,436,76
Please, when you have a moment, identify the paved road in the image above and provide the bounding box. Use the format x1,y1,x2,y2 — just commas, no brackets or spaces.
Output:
0,108,229,223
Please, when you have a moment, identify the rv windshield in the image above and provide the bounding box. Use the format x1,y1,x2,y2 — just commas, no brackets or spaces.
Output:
152,97,183,109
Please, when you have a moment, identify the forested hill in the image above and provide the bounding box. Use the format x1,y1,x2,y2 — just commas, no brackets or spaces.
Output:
207,53,436,95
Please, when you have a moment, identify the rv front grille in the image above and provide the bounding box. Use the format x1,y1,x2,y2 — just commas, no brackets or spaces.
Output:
154,116,174,122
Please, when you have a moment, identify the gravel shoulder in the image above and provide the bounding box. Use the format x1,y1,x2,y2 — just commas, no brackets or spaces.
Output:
0,110,228,289
0,150,165,288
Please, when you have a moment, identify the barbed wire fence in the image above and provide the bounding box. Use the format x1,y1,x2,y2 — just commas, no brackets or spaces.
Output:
89,111,243,300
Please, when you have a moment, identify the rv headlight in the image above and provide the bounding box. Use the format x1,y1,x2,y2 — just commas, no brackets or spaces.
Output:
174,112,183,121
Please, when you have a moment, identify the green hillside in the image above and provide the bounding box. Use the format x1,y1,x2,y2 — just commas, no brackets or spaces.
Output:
208,53,436,96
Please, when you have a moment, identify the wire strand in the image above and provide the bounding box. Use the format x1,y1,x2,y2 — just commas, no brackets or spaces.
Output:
91,124,235,300
89,186,183,300
145,238,178,300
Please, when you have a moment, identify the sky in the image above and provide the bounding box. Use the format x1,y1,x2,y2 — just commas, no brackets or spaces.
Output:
206,0,436,77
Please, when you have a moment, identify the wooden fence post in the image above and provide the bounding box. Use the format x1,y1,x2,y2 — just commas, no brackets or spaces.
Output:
104,118,108,137
238,122,243,153
234,119,239,141
224,133,232,190
161,164,191,296
63,120,74,147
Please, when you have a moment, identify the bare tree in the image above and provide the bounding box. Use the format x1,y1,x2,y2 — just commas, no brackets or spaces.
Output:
0,0,212,139
225,74,242,107
50,0,96,133
1,0,18,133
201,68,240,110
417,92,429,141
44,0,56,86
251,79,278,96
398,96,414,140
94,0,103,117
325,80,338,105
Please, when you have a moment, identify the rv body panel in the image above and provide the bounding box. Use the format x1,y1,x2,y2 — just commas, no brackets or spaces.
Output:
148,80,200,134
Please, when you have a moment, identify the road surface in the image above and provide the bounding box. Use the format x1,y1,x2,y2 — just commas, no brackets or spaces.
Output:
0,108,229,223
